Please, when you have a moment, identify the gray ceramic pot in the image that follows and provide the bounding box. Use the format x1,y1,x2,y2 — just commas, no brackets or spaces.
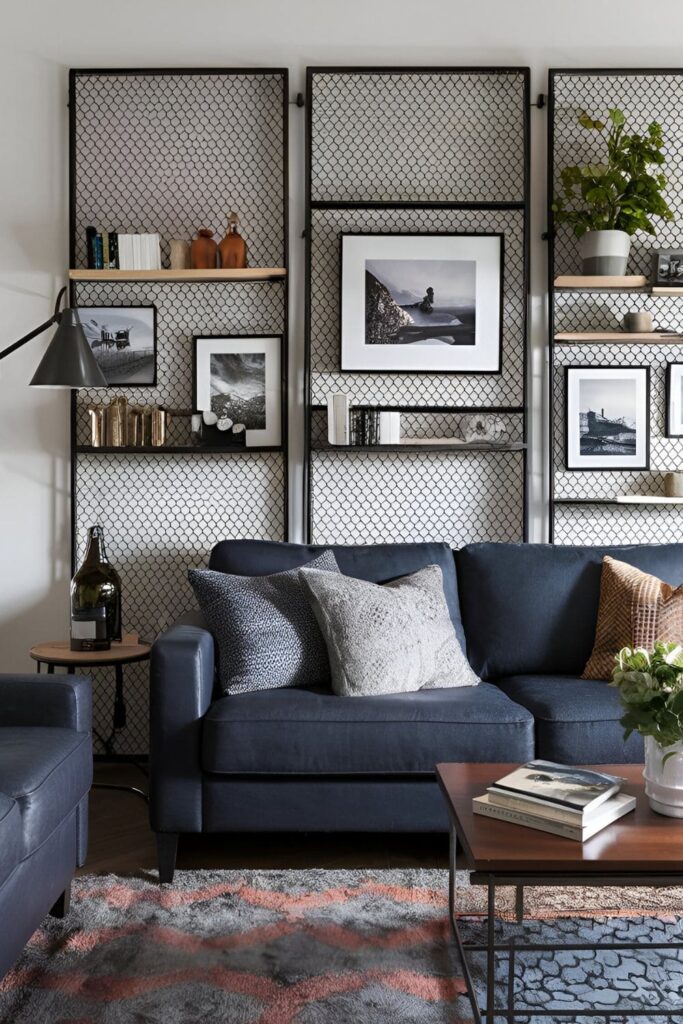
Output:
578,229,631,275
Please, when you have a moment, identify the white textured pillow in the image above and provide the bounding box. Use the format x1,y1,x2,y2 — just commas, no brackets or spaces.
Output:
299,564,479,697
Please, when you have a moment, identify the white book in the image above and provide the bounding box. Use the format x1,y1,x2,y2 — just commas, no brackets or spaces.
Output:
378,411,401,444
472,792,636,842
132,234,142,270
151,233,161,269
327,394,350,445
117,234,131,270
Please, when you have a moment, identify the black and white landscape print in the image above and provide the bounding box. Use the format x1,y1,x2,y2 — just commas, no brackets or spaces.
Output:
210,352,266,430
579,376,637,456
365,258,476,347
80,306,156,385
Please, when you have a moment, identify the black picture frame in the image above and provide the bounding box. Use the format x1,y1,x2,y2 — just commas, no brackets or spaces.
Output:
77,304,157,386
565,365,650,472
652,250,683,288
666,362,683,438
192,334,285,450
339,231,504,375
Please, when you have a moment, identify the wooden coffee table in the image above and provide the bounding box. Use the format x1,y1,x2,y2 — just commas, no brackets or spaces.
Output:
437,762,683,1023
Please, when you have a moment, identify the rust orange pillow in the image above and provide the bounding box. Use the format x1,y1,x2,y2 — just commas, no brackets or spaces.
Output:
583,556,683,680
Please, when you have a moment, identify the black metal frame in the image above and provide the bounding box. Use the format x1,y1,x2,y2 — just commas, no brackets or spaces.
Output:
303,65,531,544
564,364,651,472
448,827,683,1023
68,67,290,756
76,303,158,387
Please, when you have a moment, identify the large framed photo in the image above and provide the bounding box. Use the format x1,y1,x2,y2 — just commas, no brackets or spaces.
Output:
666,362,683,438
652,250,683,289
565,366,650,471
193,335,282,447
340,233,503,374
79,305,156,385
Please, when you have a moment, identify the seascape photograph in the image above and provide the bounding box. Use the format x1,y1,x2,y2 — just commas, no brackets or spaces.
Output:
210,352,266,430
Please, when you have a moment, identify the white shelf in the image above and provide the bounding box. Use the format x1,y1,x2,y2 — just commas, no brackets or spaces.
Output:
555,331,683,344
615,495,683,506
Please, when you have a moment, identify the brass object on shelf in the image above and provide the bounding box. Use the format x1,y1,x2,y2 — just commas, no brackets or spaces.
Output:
151,407,169,447
87,405,106,447
127,407,142,447
106,397,128,447
665,472,683,498
140,406,153,447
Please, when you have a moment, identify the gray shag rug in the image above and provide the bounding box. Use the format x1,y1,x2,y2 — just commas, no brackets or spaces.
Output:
1,868,683,1022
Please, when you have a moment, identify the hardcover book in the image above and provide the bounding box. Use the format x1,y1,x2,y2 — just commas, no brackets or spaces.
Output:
489,760,623,813
472,791,636,842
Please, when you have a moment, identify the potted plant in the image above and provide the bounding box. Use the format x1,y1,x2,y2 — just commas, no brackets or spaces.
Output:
610,642,683,816
553,108,674,275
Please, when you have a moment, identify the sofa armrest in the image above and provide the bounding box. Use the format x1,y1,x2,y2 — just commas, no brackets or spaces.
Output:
149,614,215,833
0,674,92,732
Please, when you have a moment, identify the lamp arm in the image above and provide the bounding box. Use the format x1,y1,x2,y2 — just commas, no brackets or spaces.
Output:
0,286,68,362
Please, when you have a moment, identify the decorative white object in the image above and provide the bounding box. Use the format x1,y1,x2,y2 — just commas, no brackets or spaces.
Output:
459,412,508,443
327,393,350,445
217,416,233,431
578,229,631,276
202,410,218,426
644,736,683,817
378,411,401,444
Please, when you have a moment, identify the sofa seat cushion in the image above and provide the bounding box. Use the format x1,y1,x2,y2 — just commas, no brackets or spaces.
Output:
0,728,92,858
0,793,21,888
202,683,534,775
494,675,644,764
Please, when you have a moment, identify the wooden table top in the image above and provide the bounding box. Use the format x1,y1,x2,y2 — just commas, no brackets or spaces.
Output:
30,634,151,666
437,762,683,875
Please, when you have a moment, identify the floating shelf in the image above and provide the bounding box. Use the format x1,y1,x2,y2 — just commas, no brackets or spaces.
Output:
555,331,683,344
69,268,286,283
312,441,527,453
554,498,621,506
615,495,683,506
76,445,282,455
554,274,648,292
651,286,683,296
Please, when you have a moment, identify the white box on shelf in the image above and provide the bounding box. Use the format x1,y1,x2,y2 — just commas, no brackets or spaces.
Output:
327,394,350,445
378,411,401,444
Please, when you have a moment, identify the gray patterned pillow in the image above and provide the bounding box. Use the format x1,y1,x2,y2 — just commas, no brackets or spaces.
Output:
299,564,479,697
188,550,340,695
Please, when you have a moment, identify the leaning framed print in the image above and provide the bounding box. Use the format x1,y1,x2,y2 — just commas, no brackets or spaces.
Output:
565,365,650,471
193,335,282,447
78,305,157,386
340,233,503,373
666,362,683,437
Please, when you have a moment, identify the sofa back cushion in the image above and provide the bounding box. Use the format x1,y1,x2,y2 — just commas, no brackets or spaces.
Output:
455,542,683,679
209,540,465,647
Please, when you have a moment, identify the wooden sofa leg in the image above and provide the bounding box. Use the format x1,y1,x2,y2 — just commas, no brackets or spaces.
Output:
49,883,71,919
157,832,179,884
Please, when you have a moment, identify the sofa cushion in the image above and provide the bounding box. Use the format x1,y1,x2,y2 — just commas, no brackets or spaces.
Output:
494,675,644,765
0,793,21,888
202,682,533,774
209,539,466,648
455,542,683,679
0,728,92,858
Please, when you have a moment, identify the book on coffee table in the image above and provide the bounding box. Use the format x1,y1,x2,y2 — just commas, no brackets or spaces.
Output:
488,760,624,813
473,790,636,841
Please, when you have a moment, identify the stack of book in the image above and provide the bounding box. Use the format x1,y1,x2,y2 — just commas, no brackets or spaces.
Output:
472,760,635,841
85,227,161,270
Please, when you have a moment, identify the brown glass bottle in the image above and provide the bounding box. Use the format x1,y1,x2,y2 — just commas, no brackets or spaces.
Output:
190,228,217,270
70,525,122,651
218,212,247,269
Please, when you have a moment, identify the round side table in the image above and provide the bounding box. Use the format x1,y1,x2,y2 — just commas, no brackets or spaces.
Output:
30,634,151,801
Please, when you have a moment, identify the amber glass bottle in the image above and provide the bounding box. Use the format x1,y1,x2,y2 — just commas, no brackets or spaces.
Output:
70,525,122,651
218,212,247,269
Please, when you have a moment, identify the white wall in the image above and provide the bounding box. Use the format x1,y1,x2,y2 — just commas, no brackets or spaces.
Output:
3,0,683,669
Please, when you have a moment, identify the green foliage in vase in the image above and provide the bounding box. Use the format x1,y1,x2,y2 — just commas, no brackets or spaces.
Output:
610,641,683,753
553,108,674,237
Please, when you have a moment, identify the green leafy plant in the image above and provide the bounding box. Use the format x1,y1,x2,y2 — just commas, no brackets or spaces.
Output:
610,642,683,755
553,108,674,237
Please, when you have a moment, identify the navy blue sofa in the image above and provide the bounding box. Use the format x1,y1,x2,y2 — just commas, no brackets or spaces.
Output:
0,674,92,977
149,540,675,882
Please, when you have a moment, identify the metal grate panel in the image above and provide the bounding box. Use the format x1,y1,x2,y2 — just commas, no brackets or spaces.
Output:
310,70,527,204
554,504,683,545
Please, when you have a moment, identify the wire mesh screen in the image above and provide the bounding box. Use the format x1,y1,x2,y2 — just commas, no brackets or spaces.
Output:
75,451,285,754
72,71,286,268
551,71,683,542
310,408,524,446
309,70,527,203
309,206,526,407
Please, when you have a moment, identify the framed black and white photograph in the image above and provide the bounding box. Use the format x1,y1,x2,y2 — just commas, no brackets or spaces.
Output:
565,366,650,471
79,306,156,385
652,250,683,288
666,362,683,438
340,233,503,373
193,335,282,447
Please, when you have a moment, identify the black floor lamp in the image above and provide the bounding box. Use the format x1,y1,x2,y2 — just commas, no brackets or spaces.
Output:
0,286,106,388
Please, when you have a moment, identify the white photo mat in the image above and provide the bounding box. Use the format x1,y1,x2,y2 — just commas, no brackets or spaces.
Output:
565,366,650,471
667,362,683,438
194,335,281,447
340,233,503,373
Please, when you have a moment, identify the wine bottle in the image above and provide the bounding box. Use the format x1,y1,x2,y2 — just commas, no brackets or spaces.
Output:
70,525,122,651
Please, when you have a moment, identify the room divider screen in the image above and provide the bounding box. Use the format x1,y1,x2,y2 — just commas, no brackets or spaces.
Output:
304,67,531,545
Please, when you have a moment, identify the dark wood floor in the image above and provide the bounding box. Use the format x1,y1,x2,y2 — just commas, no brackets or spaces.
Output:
82,763,450,877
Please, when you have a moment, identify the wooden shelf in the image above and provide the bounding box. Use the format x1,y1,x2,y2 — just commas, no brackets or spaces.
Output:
313,441,527,454
554,274,648,292
69,268,286,283
77,445,282,455
651,286,683,296
555,331,683,344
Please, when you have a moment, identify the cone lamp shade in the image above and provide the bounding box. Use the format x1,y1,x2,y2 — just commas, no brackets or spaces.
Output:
29,308,107,388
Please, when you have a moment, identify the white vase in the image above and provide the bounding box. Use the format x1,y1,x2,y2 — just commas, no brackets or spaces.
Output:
578,229,631,275
643,735,683,816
